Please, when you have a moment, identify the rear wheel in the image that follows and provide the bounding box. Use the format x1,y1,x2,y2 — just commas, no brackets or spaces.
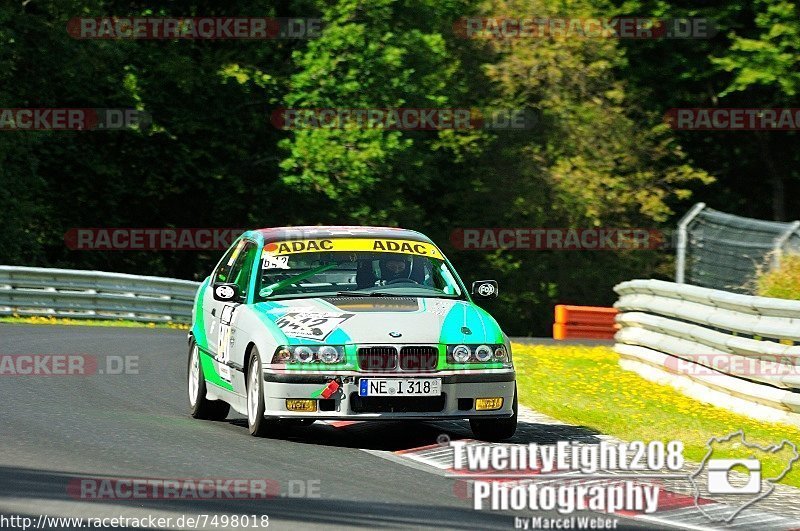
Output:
469,386,517,441
188,341,230,421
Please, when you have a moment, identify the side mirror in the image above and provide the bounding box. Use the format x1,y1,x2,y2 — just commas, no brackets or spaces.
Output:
471,280,498,300
213,283,240,302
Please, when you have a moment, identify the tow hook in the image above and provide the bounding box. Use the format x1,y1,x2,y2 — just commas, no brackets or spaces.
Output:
319,378,341,399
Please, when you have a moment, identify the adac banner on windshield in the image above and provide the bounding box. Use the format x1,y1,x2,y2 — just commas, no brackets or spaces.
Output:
263,238,443,259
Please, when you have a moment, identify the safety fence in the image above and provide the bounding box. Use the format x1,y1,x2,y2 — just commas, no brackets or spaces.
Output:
676,202,800,293
614,278,800,420
0,266,200,323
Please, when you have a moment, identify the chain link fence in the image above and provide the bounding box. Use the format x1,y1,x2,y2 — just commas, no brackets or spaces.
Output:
676,203,800,293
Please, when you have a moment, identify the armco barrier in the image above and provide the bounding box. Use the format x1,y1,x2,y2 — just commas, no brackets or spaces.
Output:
0,266,200,323
553,305,618,340
614,278,800,423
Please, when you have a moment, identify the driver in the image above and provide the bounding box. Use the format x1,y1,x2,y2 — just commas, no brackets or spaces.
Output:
379,256,412,283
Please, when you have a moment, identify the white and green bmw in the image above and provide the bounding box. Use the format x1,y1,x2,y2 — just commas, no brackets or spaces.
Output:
188,226,517,440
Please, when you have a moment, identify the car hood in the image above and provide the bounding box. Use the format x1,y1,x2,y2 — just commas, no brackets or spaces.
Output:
251,296,505,345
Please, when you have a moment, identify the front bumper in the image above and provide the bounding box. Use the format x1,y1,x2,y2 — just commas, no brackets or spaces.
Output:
261,370,516,420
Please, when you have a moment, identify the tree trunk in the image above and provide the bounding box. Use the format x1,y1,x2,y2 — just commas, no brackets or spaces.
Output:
756,131,785,221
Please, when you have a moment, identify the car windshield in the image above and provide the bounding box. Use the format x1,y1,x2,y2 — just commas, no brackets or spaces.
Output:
256,240,464,301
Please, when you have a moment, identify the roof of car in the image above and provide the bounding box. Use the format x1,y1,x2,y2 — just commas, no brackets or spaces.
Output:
253,226,433,244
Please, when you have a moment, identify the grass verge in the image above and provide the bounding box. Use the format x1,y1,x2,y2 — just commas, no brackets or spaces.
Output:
512,343,800,488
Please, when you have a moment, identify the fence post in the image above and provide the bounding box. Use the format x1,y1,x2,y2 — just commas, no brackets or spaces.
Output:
675,202,706,284
772,220,800,270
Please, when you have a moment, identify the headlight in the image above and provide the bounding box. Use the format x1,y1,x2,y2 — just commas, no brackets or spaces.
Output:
474,344,493,362
271,345,346,365
318,345,343,364
446,344,510,364
294,346,315,363
452,344,471,363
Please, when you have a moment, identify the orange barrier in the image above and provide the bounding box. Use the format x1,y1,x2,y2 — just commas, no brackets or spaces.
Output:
553,305,619,340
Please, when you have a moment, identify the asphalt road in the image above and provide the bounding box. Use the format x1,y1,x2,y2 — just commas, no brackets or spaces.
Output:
0,324,650,530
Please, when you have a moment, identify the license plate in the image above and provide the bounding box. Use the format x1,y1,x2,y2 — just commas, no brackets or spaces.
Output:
359,378,441,397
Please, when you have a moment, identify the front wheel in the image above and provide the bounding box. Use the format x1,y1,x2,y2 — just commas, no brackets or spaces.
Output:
469,386,517,441
188,341,230,421
246,347,272,437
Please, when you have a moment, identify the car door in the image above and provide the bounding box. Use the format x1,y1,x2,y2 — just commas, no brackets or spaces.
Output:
205,239,259,386
203,240,245,358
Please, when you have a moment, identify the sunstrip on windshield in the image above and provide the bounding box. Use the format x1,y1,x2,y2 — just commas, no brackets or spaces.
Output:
262,238,442,258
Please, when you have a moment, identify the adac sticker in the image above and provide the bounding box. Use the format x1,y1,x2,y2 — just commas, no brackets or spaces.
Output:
274,310,355,341
263,238,442,258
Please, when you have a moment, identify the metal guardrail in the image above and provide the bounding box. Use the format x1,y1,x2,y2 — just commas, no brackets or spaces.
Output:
614,279,800,416
0,266,200,323
4,265,799,415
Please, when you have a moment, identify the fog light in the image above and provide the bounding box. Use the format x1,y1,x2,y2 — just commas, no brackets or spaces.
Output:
475,397,503,411
286,399,317,412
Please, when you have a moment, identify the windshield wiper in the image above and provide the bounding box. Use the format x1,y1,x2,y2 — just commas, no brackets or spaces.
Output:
260,263,338,298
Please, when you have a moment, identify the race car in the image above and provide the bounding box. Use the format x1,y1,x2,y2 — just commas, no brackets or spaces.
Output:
187,226,517,440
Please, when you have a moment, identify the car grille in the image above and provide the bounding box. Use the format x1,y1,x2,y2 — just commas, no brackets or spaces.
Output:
399,346,438,371
350,392,447,413
357,346,398,371
357,345,439,372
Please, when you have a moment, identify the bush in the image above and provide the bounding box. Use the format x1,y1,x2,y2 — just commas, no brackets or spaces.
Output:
757,254,800,300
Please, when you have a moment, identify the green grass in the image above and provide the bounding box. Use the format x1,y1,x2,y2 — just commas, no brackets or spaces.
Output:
757,254,800,300
0,315,188,330
512,343,800,487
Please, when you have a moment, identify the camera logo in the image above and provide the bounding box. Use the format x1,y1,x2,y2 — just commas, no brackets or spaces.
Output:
707,458,761,494
689,430,798,523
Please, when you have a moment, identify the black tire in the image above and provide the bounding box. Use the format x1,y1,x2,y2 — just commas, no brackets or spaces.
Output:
188,340,230,421
469,386,518,441
246,347,272,437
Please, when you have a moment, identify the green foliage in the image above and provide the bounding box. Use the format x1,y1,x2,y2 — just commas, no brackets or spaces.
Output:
713,0,800,98
757,254,800,300
5,0,792,334
278,0,478,225
611,0,800,221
